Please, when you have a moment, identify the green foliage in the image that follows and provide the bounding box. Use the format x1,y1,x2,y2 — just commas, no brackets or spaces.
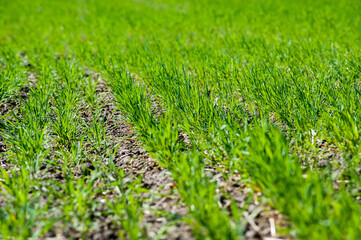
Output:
1,0,361,239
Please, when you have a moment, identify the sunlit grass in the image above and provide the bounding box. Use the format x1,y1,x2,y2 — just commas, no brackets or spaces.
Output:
1,0,361,239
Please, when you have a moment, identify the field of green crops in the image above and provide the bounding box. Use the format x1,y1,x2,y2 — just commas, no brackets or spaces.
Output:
1,0,361,239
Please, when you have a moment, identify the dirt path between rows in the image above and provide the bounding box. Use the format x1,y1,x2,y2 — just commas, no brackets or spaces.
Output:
94,77,194,239
95,74,288,240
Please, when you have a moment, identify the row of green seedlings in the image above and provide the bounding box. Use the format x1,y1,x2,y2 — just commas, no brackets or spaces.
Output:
107,66,361,239
129,51,361,201
108,69,246,239
0,56,145,239
148,64,361,239
0,51,28,107
237,60,361,156
224,58,361,202
98,35,361,159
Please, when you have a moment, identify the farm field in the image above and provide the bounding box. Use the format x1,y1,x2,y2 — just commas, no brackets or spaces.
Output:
1,0,361,239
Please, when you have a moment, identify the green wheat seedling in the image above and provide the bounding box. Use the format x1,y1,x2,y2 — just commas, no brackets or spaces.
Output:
0,168,55,239
245,126,361,239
